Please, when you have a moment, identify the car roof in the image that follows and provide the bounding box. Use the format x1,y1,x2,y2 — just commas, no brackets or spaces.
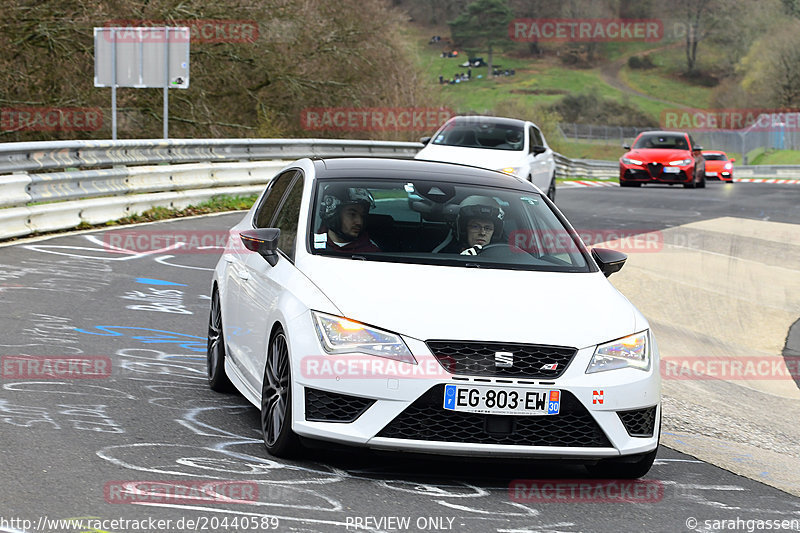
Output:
635,131,690,137
312,157,537,191
446,115,528,127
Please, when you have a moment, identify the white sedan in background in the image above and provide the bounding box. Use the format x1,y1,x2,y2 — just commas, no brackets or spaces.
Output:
207,157,660,478
415,115,558,201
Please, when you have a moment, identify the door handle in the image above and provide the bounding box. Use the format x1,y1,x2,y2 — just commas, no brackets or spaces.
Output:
237,269,250,281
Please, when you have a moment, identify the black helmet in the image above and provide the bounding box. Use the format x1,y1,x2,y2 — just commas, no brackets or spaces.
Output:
456,195,504,242
320,185,375,235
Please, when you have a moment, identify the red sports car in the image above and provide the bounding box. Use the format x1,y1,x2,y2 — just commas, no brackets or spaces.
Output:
619,131,706,188
701,150,735,183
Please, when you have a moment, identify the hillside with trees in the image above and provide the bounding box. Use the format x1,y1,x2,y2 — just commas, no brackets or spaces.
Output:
0,0,434,141
2,0,799,145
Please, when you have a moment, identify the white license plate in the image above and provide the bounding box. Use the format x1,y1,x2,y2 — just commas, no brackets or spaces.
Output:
662,166,680,174
705,172,717,177
443,384,560,416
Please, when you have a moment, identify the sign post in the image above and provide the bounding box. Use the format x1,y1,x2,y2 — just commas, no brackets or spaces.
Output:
94,27,190,139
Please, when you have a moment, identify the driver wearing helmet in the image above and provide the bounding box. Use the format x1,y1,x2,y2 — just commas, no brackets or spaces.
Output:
440,195,504,254
318,184,381,253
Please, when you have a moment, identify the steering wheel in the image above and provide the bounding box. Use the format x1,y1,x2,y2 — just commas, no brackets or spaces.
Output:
472,243,528,258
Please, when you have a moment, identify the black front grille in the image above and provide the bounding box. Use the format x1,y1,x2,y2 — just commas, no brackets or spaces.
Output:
617,406,657,437
304,388,375,423
647,162,663,177
426,341,576,378
377,385,611,447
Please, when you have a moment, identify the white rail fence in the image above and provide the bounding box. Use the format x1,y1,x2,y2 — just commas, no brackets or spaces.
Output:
1,139,798,240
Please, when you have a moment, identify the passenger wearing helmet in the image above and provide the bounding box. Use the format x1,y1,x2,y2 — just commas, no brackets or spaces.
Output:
503,129,523,150
439,195,504,254
317,184,380,253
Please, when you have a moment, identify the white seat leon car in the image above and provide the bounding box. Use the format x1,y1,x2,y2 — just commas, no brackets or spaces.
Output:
414,115,558,201
207,157,661,478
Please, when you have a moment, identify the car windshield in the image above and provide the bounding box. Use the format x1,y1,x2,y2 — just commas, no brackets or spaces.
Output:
703,153,727,161
309,179,591,272
431,120,524,151
633,134,689,150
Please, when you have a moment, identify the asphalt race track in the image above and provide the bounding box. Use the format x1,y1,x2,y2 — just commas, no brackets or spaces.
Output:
1,181,799,533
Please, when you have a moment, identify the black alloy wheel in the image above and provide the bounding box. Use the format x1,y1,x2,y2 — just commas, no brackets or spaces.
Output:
547,175,557,201
261,329,300,457
207,288,233,392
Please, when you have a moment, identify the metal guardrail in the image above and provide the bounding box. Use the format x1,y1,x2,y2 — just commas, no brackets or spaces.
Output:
554,153,618,180
0,138,422,240
1,139,798,241
0,138,422,175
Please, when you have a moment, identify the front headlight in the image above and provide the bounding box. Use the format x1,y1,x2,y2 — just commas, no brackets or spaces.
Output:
724,162,733,170
621,157,643,165
586,331,650,373
311,311,416,364
669,159,691,166
498,166,522,176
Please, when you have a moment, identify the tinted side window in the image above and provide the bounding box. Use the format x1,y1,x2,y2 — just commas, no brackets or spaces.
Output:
254,170,298,228
530,126,544,147
272,174,304,261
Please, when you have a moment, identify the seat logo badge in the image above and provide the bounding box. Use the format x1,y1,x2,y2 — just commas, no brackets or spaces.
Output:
495,351,513,368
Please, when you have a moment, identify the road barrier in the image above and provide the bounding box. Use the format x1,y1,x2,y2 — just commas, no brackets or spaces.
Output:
1,139,798,240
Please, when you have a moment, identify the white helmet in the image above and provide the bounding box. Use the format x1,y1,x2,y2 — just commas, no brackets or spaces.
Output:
456,195,504,242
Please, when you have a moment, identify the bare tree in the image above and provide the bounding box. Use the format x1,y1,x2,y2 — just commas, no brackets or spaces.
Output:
672,0,716,74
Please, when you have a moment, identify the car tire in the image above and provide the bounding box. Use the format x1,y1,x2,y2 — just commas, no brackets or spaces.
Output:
547,175,556,201
585,447,658,479
261,328,301,458
207,288,234,393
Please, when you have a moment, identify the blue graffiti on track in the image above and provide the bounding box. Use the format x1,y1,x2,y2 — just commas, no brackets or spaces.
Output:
74,326,206,352
135,277,188,287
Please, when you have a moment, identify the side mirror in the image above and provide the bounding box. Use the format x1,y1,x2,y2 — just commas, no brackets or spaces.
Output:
592,247,627,277
622,144,631,150
530,144,547,156
730,158,736,162
240,228,280,266
419,136,432,145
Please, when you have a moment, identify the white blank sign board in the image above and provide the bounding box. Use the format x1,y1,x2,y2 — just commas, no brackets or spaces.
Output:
94,27,190,88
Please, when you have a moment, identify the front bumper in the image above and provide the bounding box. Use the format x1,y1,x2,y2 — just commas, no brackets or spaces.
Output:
620,164,692,184
288,313,661,458
705,170,734,181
